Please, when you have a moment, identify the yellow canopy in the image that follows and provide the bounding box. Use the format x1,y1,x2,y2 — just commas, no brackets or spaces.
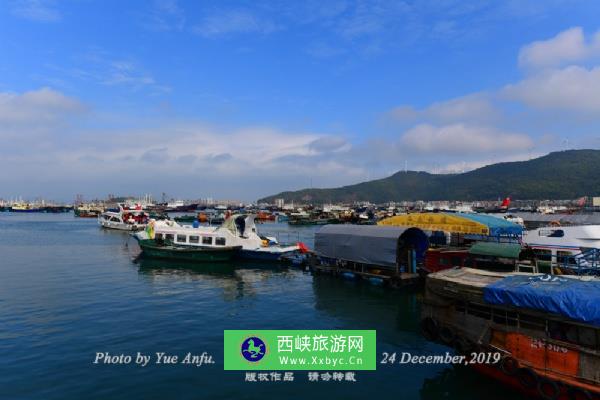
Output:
378,213,490,235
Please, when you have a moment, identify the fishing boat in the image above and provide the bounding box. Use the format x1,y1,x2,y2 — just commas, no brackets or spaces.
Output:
173,211,224,225
40,205,72,213
135,214,306,261
164,200,199,212
421,267,600,400
10,202,41,212
74,203,105,218
98,206,149,231
173,214,199,223
136,239,240,262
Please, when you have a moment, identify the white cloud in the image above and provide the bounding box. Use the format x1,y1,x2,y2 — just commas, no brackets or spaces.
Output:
308,136,350,153
399,123,533,155
503,65,600,112
142,0,185,31
193,10,279,37
518,27,600,69
0,87,84,124
388,93,498,123
54,50,170,94
11,0,60,22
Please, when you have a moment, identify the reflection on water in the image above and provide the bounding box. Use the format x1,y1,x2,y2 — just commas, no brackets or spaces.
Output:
135,257,302,302
312,276,422,341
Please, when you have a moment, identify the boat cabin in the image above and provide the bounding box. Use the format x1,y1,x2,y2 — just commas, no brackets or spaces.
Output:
155,232,229,248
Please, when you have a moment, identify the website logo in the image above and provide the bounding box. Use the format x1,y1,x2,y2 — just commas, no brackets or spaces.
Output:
241,336,266,362
225,330,377,370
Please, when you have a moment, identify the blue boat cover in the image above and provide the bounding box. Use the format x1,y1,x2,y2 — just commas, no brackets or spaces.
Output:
483,275,600,326
459,213,523,237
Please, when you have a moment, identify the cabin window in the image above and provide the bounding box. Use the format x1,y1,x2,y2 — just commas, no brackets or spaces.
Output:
439,258,448,265
535,249,553,262
451,257,462,266
492,309,518,326
539,229,564,237
547,321,599,349
110,217,120,222
518,313,545,331
189,236,199,244
466,303,491,320
578,326,597,348
165,234,174,242
215,237,226,246
557,251,575,264
155,233,163,240
202,236,213,245
176,235,187,243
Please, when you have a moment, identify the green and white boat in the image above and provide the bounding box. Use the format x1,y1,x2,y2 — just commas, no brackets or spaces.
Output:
136,238,241,262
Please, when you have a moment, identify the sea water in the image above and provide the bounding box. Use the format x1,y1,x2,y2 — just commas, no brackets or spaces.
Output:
0,213,525,400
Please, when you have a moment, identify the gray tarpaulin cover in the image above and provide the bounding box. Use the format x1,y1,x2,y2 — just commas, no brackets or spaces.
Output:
315,224,406,268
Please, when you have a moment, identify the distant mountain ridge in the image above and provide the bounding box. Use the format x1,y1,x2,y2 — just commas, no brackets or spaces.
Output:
258,150,600,204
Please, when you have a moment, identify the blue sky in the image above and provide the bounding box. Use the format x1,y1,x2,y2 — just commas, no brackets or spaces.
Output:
2,0,600,202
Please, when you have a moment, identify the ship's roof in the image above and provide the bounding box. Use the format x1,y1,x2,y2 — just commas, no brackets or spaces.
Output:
468,241,522,259
378,212,523,237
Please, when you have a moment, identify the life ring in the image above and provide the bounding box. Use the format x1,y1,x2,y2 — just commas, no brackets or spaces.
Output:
499,356,519,375
420,317,439,341
517,367,538,389
568,387,592,400
538,377,560,400
438,326,455,345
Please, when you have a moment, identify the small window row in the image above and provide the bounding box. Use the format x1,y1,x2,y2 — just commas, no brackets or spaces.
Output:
155,233,226,246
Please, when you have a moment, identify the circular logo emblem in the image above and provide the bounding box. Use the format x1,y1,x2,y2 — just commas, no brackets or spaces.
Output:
241,336,266,362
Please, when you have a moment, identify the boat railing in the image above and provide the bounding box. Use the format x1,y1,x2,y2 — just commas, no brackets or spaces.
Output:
562,248,600,275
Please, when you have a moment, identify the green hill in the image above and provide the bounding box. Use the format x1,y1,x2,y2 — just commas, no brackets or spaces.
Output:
258,150,600,203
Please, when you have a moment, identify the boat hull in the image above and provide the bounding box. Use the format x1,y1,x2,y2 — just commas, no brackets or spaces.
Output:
100,221,146,231
137,239,240,262
237,249,294,261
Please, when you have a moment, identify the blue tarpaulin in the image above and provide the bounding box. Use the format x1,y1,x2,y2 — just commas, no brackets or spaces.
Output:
483,275,600,326
459,213,523,237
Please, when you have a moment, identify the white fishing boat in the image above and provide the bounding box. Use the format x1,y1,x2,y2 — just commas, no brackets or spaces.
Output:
98,205,149,231
522,224,600,266
135,214,306,260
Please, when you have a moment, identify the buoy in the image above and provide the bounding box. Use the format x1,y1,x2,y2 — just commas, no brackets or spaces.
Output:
500,356,519,375
368,277,384,286
517,367,538,389
537,377,560,400
341,272,356,280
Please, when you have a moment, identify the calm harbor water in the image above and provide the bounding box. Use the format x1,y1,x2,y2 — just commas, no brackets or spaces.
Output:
0,213,527,400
